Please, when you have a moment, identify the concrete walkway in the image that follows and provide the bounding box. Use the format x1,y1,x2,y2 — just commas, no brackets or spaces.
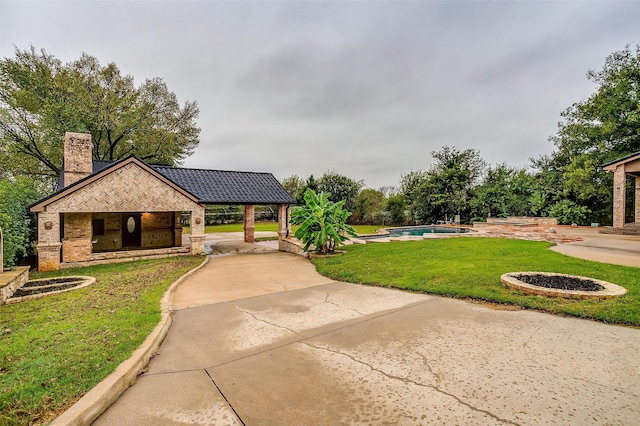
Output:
94,237,640,425
551,226,640,268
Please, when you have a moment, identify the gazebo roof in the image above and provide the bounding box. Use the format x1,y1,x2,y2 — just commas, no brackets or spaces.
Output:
602,151,640,172
33,155,295,210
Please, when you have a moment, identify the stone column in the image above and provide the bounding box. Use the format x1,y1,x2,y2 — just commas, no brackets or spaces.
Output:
244,205,255,243
173,211,183,247
189,206,205,255
277,204,290,239
278,204,292,252
612,165,626,229
36,212,62,271
636,176,640,224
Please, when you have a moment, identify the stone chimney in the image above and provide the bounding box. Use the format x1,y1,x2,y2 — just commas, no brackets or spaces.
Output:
63,132,93,187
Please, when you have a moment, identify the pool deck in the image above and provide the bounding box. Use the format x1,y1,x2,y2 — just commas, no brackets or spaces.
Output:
551,226,640,268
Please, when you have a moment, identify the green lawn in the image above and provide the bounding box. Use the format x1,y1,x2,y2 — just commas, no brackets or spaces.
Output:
183,222,382,235
312,238,640,326
0,256,204,425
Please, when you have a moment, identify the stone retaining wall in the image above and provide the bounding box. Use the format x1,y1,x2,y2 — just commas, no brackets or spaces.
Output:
0,267,30,305
485,216,558,226
278,238,308,257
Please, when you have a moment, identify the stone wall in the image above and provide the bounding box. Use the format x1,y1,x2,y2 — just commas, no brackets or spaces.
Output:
142,212,177,249
92,213,123,251
0,267,30,305
278,238,308,257
487,217,558,226
62,213,92,262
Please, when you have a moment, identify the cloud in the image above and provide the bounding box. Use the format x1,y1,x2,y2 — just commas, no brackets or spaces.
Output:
1,0,638,189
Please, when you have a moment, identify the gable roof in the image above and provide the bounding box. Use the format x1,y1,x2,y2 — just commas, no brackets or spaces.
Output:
32,156,201,212
36,155,294,211
601,151,640,171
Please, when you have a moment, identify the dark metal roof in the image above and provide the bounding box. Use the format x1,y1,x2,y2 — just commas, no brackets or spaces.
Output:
151,165,294,204
53,157,294,205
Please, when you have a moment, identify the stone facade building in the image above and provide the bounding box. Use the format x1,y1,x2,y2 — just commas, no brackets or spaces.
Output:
602,152,640,233
30,133,294,271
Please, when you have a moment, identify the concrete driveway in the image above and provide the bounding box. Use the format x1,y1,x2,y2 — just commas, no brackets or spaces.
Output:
94,242,640,425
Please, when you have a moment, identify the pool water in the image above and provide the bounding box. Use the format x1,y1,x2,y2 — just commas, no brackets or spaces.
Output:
360,226,470,239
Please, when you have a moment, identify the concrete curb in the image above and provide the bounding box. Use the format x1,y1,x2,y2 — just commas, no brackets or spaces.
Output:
50,256,210,426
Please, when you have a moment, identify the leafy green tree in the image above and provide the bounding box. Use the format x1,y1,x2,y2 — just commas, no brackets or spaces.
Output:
386,194,407,226
281,175,306,203
536,44,640,224
316,171,364,213
399,170,428,223
353,188,386,224
0,177,43,268
290,189,357,254
0,46,200,184
410,146,486,224
470,164,537,219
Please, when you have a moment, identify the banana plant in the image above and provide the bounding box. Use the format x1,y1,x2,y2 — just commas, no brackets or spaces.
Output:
291,189,358,254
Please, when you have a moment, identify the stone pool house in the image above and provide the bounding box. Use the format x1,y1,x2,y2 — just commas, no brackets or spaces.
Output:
29,132,295,271
602,151,640,234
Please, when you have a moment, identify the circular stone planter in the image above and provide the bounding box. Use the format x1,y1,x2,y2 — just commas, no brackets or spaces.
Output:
6,276,96,304
500,272,626,300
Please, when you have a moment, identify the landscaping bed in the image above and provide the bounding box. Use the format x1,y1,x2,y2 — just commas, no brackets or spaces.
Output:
515,274,603,291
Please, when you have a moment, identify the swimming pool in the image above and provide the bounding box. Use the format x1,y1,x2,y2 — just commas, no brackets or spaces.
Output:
360,225,471,239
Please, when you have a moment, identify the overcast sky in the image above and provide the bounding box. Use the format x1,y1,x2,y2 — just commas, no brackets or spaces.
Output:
1,1,638,189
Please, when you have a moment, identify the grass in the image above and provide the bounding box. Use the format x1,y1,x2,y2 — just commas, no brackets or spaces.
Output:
183,222,382,235
0,256,204,425
312,238,640,326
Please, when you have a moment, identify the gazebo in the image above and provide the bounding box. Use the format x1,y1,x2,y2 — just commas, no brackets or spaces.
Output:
29,133,295,271
602,151,640,233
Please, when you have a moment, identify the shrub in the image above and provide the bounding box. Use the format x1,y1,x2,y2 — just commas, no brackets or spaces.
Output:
0,177,43,268
548,200,590,225
291,189,357,254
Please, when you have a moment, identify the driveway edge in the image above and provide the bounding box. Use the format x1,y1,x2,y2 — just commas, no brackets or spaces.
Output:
50,256,210,426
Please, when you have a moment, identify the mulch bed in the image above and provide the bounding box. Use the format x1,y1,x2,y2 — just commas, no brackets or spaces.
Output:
21,277,83,288
514,274,604,291
12,283,81,297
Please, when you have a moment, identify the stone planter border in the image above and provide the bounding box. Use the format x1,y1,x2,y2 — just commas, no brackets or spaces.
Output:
501,272,627,300
5,276,96,304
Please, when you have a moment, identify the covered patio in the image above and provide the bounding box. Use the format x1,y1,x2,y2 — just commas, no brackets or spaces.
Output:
30,132,294,271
